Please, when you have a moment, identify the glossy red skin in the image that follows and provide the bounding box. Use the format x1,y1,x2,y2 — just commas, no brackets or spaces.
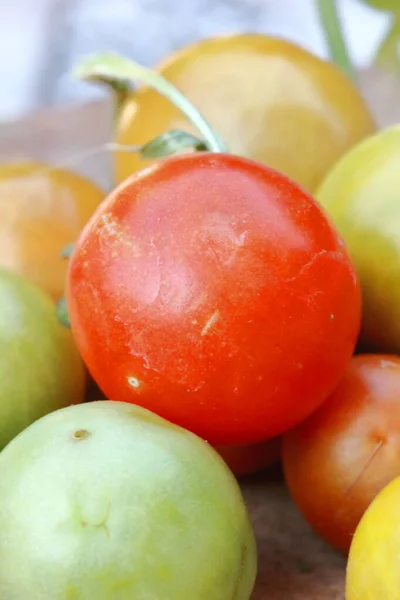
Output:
216,437,281,478
282,354,400,553
67,152,361,445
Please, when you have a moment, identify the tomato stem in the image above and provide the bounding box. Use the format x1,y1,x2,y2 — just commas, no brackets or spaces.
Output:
74,53,227,153
316,0,356,83
374,16,400,73
105,78,132,123
39,134,208,187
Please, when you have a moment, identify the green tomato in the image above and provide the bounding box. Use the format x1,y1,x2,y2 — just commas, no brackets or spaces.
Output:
0,268,85,449
316,124,400,353
0,401,257,600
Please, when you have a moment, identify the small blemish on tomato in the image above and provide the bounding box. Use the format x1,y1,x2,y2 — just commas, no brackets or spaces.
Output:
380,359,396,368
127,376,140,389
72,429,90,441
201,310,220,336
236,231,248,246
330,314,335,320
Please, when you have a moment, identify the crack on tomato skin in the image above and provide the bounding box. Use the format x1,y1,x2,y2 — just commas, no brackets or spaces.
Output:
344,439,385,495
280,249,341,284
127,348,157,373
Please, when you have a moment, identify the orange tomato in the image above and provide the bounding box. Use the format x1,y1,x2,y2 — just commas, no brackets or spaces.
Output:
283,354,400,553
115,34,376,192
0,162,104,302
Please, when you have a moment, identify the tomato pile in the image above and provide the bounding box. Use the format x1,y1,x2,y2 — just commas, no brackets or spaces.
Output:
1,25,400,600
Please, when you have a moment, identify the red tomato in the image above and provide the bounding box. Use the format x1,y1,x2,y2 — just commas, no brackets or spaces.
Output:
67,153,361,446
282,354,400,553
216,437,281,478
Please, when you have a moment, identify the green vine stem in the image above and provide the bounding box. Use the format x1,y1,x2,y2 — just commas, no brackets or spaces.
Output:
357,0,400,74
374,16,400,73
102,78,132,124
316,0,357,83
74,53,227,154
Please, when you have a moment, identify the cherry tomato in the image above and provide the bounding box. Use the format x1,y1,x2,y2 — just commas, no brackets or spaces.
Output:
67,152,361,446
0,161,104,301
115,34,376,193
283,354,400,553
0,401,256,599
216,437,281,478
347,475,400,600
0,268,85,450
317,125,400,354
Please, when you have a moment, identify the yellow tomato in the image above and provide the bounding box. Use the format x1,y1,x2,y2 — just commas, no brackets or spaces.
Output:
0,161,104,302
346,475,400,599
115,34,376,193
317,125,400,353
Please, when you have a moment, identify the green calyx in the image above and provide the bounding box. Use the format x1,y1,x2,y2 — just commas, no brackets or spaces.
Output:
61,243,75,260
74,53,227,155
139,130,208,159
56,297,70,328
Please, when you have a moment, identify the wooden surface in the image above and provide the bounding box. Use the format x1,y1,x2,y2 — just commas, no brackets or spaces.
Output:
1,67,400,599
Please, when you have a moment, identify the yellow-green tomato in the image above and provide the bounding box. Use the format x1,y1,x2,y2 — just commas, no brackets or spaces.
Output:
317,125,400,353
0,268,85,449
0,401,257,600
115,34,376,193
346,475,400,599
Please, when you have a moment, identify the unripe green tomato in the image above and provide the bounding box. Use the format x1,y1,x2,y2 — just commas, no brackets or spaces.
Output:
316,124,400,353
0,401,257,600
0,268,85,450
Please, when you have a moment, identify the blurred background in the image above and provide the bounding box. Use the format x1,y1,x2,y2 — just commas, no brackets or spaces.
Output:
0,0,393,123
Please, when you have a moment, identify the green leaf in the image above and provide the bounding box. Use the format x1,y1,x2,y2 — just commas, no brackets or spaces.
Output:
140,130,208,160
56,297,71,328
